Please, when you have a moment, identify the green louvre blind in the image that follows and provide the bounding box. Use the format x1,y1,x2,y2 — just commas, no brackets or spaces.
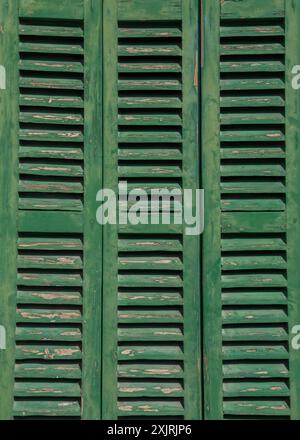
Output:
0,0,102,419
203,0,300,420
102,0,201,420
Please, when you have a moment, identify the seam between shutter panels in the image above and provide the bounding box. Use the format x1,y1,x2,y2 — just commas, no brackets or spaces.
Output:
14,18,84,419
219,16,290,420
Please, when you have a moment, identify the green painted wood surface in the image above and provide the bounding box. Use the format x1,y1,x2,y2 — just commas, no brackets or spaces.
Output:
201,0,300,421
202,0,223,420
286,0,300,420
102,0,201,420
0,0,19,420
102,0,119,420
81,0,103,420
182,0,202,420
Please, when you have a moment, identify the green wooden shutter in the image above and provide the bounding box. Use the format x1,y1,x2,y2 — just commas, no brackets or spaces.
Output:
0,0,102,419
203,0,300,420
102,0,201,420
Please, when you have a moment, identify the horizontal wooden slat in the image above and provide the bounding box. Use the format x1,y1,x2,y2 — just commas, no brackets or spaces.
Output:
221,212,286,233
118,309,183,323
222,290,287,306
118,96,181,108
17,307,81,323
221,130,284,143
221,0,284,19
118,381,183,397
118,256,182,271
15,344,81,360
19,129,83,142
118,238,182,252
221,43,284,55
19,58,83,73
19,24,84,37
220,25,284,37
118,113,182,125
119,165,181,178
221,146,285,159
19,77,84,90
19,146,83,160
223,381,289,397
118,0,182,20
18,211,83,233
19,42,83,55
16,326,82,341
221,78,284,90
220,60,285,73
17,272,83,287
15,362,81,379
118,290,183,306
221,198,285,211
119,222,182,235
118,344,183,360
20,94,84,108
19,0,83,19
225,169,283,185
13,399,81,417
222,326,288,341
17,289,82,305
118,400,184,416
18,254,82,269
221,112,285,125
119,148,182,160
222,344,289,360
221,95,285,107
222,308,287,324
118,274,182,288
19,196,83,211
20,111,83,125
19,162,83,177
14,381,81,397
118,26,181,38
118,131,182,143
118,362,183,378
223,362,289,379
222,238,286,252
118,61,181,73
19,179,83,193
223,400,290,416
119,79,181,91
221,274,287,288
18,237,83,251
118,326,183,342
222,255,286,271
118,44,181,57
221,181,285,194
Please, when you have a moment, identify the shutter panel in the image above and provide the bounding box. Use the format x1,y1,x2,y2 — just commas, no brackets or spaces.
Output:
203,0,300,420
0,0,102,419
102,0,201,419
